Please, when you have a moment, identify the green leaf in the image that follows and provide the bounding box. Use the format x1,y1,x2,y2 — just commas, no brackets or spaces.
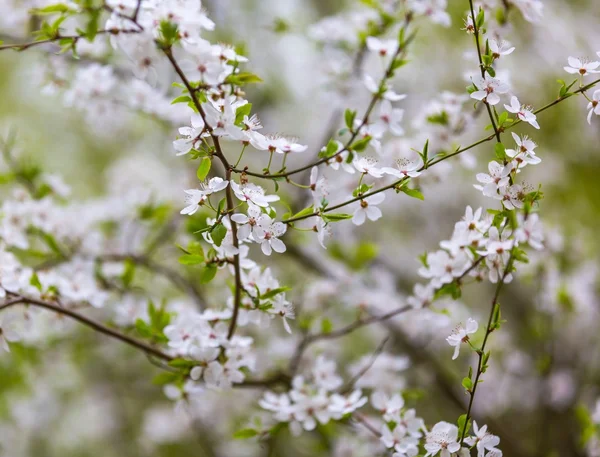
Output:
29,272,43,292
178,254,205,265
197,157,212,181
321,318,333,334
457,413,471,435
158,20,179,46
290,206,314,219
401,187,424,200
152,372,181,386
426,112,449,126
354,242,378,267
261,286,291,300
476,7,485,28
352,183,373,198
121,258,136,287
211,223,227,247
233,428,258,439
200,264,218,284
224,72,263,86
494,143,506,160
171,95,192,105
168,358,197,368
135,319,153,338
462,376,473,391
349,136,371,152
31,3,74,14
235,103,252,125
322,213,353,222
344,109,357,130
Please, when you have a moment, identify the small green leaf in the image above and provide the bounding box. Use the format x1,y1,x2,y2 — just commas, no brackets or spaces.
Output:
224,72,263,86
152,372,181,386
197,157,212,181
322,213,353,222
462,377,473,391
168,358,197,368
321,318,333,334
211,223,227,247
233,428,258,439
457,413,471,435
200,264,218,283
30,272,43,292
178,254,205,265
121,258,136,287
32,3,74,14
261,286,292,300
171,95,192,105
350,136,371,152
235,103,252,125
401,187,424,200
290,206,314,219
344,109,357,130
494,143,506,160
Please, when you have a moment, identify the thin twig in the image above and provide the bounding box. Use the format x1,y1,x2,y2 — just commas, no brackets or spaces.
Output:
341,335,390,394
0,292,173,361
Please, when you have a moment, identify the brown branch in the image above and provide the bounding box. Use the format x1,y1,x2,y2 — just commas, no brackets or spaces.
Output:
459,252,515,444
341,335,390,394
161,47,243,340
0,29,140,52
0,292,173,361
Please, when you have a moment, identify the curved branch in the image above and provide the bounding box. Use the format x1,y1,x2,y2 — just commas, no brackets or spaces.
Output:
0,292,173,361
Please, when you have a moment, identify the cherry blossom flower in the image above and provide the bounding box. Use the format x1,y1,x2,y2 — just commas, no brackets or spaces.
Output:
504,96,540,129
371,100,405,137
564,56,600,76
366,37,398,57
371,391,405,421
364,74,407,101
381,423,420,457
505,133,541,169
310,167,328,209
325,141,355,174
352,193,386,226
231,205,263,241
474,161,512,198
255,215,287,255
382,157,423,179
499,184,525,210
173,114,206,155
353,157,384,178
586,89,600,124
512,0,544,22
424,421,462,457
446,318,478,360
471,75,510,106
418,250,470,287
231,182,280,208
407,283,435,308
314,217,331,249
249,132,307,154
268,294,295,333
465,422,501,457
515,213,544,250
489,40,515,59
328,390,368,419
180,178,228,215
407,0,451,27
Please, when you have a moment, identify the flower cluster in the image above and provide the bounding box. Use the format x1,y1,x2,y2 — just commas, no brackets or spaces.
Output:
260,356,367,435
